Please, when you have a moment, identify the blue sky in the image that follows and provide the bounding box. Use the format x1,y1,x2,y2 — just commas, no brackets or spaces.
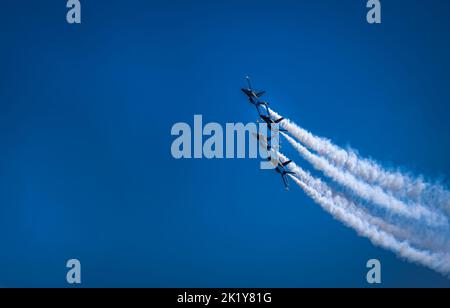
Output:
1,0,450,287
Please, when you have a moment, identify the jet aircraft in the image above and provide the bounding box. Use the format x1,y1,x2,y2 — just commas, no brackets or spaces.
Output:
269,156,296,190
253,132,294,190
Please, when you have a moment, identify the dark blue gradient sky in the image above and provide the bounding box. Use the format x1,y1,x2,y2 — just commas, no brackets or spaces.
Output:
1,0,450,287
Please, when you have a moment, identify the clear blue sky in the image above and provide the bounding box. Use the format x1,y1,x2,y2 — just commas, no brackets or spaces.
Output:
1,0,450,287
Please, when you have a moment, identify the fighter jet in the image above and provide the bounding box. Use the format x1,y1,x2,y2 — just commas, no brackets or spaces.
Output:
241,76,266,106
269,156,296,190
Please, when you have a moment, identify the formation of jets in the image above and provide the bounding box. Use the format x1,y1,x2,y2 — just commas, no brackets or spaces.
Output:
242,77,293,190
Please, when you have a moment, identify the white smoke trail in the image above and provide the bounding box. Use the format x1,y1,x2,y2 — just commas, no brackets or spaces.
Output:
277,152,450,274
276,153,407,239
282,152,450,253
280,132,447,226
287,173,450,275
280,152,445,248
270,109,450,215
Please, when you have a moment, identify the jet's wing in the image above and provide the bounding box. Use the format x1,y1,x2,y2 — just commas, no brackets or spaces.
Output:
274,117,284,123
282,160,292,167
256,91,266,97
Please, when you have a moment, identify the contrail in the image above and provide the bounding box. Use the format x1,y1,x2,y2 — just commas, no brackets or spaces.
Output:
278,152,450,253
276,153,407,239
280,132,447,226
287,173,450,275
270,109,450,215
277,152,450,274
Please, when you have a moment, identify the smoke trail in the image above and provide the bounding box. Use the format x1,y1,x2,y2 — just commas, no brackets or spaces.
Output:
283,152,450,253
270,109,450,215
287,173,450,275
277,150,450,273
280,132,447,226
276,153,407,239
277,152,450,274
